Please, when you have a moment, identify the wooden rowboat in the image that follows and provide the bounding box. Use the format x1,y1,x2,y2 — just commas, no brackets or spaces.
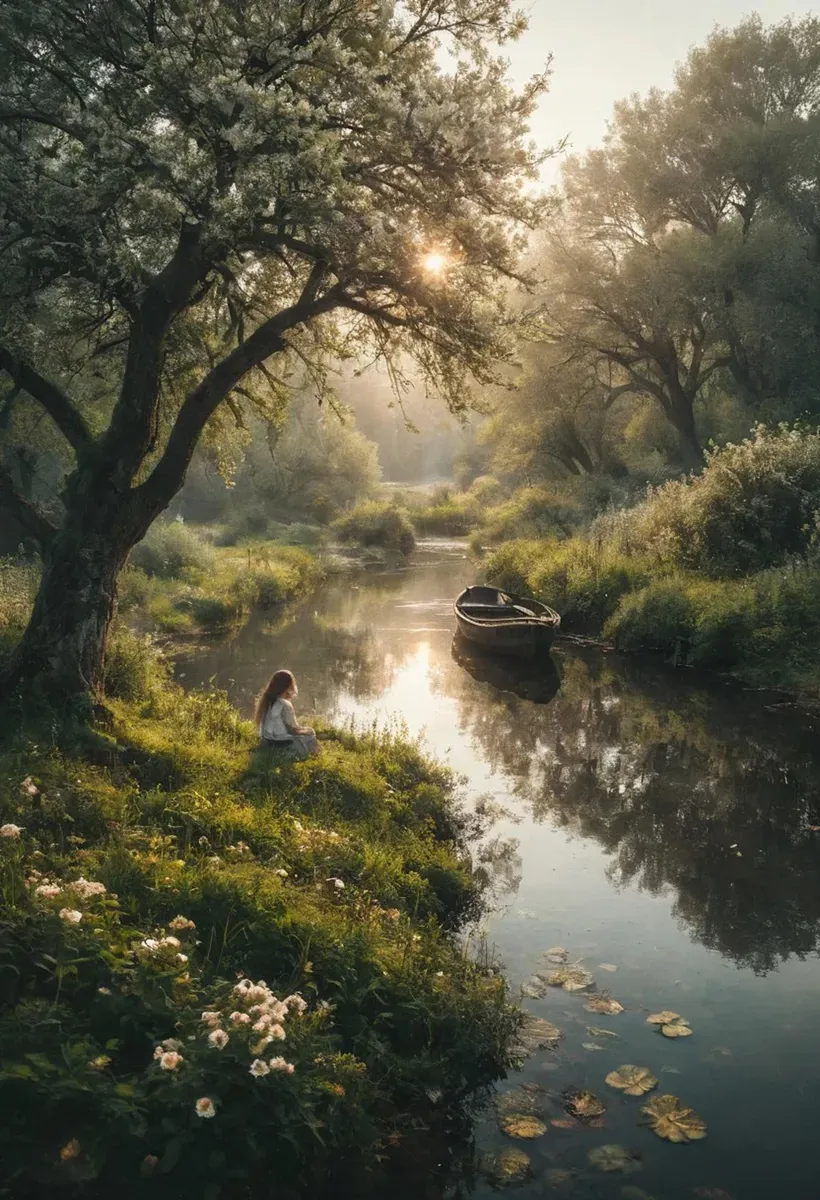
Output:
454,585,560,658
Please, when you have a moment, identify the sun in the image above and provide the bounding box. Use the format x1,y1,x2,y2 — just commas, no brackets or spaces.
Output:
421,251,448,274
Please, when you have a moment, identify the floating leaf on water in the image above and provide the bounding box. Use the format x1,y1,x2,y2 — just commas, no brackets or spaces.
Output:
587,1026,620,1039
588,1144,642,1174
544,946,569,963
647,1011,681,1025
522,979,547,999
582,1042,605,1051
661,1066,682,1074
545,966,594,992
598,963,618,973
640,1095,707,1143
661,1020,693,1039
517,1015,562,1054
481,1147,532,1186
605,1066,658,1097
500,1114,548,1140
584,993,624,1015
564,1090,606,1120
551,1118,577,1130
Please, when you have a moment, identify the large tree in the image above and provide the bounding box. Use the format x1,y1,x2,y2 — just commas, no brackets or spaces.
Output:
0,0,548,697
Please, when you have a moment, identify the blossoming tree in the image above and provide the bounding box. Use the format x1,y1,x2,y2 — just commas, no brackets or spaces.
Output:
0,0,548,696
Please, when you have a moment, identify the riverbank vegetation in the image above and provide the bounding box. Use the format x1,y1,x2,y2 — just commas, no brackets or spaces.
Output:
0,651,518,1197
486,426,820,692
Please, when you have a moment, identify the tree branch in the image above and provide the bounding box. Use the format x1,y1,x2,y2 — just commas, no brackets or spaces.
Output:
133,267,337,515
0,464,57,548
0,347,92,455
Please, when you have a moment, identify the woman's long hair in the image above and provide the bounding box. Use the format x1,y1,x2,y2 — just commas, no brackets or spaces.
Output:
254,669,295,728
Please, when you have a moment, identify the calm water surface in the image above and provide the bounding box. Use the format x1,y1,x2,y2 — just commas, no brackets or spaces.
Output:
178,542,820,1200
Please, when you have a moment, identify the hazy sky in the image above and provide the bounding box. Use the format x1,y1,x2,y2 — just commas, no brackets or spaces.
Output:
501,2,809,178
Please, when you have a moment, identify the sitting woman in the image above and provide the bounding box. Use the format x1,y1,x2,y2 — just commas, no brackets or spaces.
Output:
254,669,320,760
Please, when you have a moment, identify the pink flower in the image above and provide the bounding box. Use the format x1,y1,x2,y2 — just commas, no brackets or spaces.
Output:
195,1097,216,1119
229,1011,251,1025
59,908,82,924
249,1058,270,1077
201,1011,221,1028
168,916,196,931
159,1051,183,1070
208,1029,229,1050
269,1056,295,1075
0,823,22,838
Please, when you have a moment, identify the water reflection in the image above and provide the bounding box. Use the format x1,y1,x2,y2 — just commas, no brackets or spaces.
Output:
438,648,820,974
451,634,562,705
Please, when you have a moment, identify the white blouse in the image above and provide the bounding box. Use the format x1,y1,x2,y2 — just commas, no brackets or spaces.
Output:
260,697,297,741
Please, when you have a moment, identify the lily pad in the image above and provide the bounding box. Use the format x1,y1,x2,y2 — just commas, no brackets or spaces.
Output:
501,1114,548,1139
640,1094,707,1143
545,966,594,992
661,1020,693,1039
587,1026,620,1039
584,994,624,1015
582,1042,605,1051
605,1066,658,1097
588,1144,642,1174
598,963,618,972
482,1147,532,1186
517,1015,562,1053
564,1090,606,1120
551,1118,577,1130
647,1011,681,1025
544,946,569,963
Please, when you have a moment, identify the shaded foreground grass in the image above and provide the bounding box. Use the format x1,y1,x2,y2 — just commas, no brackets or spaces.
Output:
0,667,519,1198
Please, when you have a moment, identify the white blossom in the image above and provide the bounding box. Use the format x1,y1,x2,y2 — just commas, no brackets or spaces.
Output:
159,1051,183,1070
195,1097,216,1119
269,1056,295,1075
249,1058,270,1077
0,823,22,838
208,1029,229,1050
59,908,83,924
35,883,62,898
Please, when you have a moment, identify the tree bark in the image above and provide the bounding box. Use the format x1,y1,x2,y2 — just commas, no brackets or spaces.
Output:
2,499,138,698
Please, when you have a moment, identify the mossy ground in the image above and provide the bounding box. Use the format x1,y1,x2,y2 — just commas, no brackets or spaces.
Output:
0,665,518,1198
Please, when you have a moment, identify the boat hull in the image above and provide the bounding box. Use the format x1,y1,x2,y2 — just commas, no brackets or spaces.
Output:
454,611,556,657
453,585,560,659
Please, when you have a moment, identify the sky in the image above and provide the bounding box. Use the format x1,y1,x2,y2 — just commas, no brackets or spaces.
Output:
500,1,809,178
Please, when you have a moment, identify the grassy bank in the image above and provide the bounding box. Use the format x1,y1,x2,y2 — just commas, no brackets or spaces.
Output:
485,427,820,695
0,653,518,1198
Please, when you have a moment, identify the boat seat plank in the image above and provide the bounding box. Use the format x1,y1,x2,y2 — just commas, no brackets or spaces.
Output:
460,603,533,620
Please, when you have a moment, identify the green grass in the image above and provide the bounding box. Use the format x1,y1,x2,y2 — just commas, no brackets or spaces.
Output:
0,662,519,1197
119,542,321,636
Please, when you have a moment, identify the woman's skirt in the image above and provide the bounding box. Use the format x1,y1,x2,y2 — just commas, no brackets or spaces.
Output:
259,730,320,760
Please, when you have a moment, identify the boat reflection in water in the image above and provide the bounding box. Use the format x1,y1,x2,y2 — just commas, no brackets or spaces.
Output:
451,631,561,705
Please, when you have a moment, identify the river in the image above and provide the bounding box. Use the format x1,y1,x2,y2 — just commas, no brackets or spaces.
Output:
177,540,820,1200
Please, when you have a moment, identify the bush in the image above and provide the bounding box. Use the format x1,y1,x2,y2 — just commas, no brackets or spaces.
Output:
130,520,216,579
104,628,168,700
332,502,416,556
475,485,581,546
596,424,820,577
